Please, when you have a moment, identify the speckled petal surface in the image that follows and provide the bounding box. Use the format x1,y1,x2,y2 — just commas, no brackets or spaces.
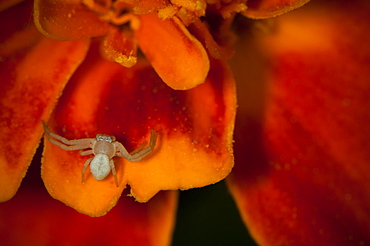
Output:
136,13,210,90
0,1,89,201
34,0,111,40
42,40,235,216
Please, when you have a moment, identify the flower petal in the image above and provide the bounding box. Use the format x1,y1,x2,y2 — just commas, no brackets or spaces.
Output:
0,0,24,11
102,28,137,67
34,0,111,41
0,159,177,246
116,0,169,15
228,1,370,245
42,40,235,215
242,0,310,19
136,13,210,90
189,19,235,60
0,1,89,202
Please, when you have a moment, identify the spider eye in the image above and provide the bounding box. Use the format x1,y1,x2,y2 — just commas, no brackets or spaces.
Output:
105,136,113,143
96,135,113,143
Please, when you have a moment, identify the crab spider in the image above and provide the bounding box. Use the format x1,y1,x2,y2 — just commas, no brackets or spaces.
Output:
42,121,157,187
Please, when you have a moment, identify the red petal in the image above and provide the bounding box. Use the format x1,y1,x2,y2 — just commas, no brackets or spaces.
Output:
243,0,309,19
228,1,370,245
0,1,89,202
34,0,111,40
42,40,235,215
0,0,24,11
0,160,177,245
136,13,210,90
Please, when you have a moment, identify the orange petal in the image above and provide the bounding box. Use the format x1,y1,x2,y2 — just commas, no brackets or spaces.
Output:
42,40,235,215
242,0,310,19
0,160,177,245
228,1,370,245
115,0,170,15
101,27,137,67
136,13,210,90
34,0,111,41
0,1,89,202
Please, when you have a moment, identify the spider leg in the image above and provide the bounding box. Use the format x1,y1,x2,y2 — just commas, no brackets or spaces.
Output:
109,159,119,187
81,157,94,184
80,149,93,156
129,142,146,155
115,129,157,162
47,137,92,151
50,132,94,146
42,121,94,151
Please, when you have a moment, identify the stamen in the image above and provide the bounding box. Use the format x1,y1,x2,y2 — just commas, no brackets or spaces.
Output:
82,0,135,26
82,0,111,15
110,13,135,26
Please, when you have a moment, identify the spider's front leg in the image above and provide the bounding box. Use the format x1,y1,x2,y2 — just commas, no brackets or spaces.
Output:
115,129,158,162
42,121,94,151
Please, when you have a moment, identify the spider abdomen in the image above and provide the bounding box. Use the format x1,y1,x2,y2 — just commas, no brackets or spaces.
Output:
90,154,111,181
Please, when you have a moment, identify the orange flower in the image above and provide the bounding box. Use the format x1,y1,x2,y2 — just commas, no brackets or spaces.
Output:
33,0,212,90
2,0,369,245
0,0,239,217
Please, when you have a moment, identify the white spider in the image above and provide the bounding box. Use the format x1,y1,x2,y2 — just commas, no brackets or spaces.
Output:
42,121,157,187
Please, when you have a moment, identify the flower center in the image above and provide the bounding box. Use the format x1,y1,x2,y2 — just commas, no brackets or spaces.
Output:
82,0,134,26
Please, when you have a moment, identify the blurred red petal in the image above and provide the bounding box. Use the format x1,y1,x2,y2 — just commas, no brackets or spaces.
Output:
0,160,177,246
243,0,309,19
228,0,370,245
42,40,235,216
0,0,24,11
0,1,89,201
